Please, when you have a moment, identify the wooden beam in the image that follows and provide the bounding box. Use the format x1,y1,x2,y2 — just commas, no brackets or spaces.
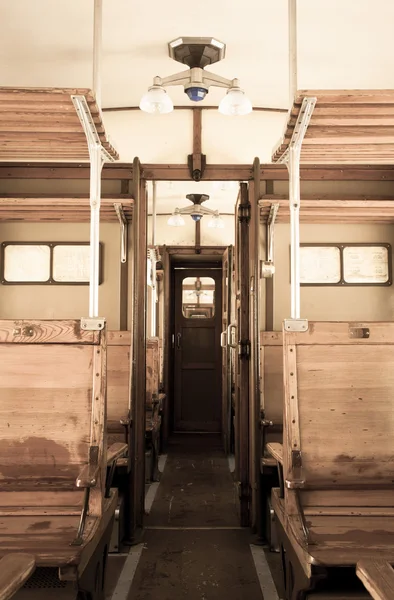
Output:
128,158,147,543
188,108,205,181
195,219,201,254
264,181,274,331
119,180,130,330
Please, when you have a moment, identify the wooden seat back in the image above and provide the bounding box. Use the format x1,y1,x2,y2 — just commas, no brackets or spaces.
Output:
283,321,394,491
0,320,107,512
260,331,283,429
107,331,131,432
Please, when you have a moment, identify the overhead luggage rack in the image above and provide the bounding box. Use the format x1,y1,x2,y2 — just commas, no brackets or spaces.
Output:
0,87,119,161
272,89,394,164
259,195,394,224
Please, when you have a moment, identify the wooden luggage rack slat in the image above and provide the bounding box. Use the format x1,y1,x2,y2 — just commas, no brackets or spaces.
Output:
0,87,118,162
272,90,394,164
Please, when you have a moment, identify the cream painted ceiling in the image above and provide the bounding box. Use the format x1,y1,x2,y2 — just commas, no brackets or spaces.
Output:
2,1,394,215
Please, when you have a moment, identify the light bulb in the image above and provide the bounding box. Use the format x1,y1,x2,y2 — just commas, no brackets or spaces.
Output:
218,87,252,116
208,212,225,229
140,85,173,114
167,209,185,227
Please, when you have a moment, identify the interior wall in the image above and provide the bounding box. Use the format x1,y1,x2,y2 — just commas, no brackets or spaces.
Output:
148,214,235,246
0,222,121,329
259,178,394,330
272,223,394,329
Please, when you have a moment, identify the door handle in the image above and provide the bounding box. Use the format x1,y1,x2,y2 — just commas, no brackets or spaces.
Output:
176,332,182,349
227,323,237,348
220,331,227,348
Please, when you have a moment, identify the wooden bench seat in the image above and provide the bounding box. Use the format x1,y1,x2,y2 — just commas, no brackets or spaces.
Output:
0,319,117,596
271,321,394,599
0,553,35,600
260,332,283,473
357,560,394,600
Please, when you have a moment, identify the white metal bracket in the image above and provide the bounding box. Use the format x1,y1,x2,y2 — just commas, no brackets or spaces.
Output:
277,97,316,165
71,95,115,163
261,202,279,278
81,317,106,331
114,203,128,263
284,319,308,332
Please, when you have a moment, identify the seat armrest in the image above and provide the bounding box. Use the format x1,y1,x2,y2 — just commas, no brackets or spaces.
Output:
285,466,306,489
76,463,100,488
266,442,283,465
0,553,36,600
357,560,394,600
107,442,128,464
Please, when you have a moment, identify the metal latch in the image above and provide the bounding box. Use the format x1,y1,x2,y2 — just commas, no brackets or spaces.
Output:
238,339,251,360
81,317,106,331
238,204,251,223
284,319,308,332
348,327,370,339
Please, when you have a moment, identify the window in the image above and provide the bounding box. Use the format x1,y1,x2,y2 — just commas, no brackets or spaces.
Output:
182,276,215,319
1,242,102,285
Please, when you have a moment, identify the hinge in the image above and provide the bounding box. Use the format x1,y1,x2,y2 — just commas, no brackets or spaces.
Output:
238,339,251,360
238,203,251,223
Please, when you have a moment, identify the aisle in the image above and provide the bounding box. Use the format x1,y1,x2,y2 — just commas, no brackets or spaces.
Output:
127,434,264,600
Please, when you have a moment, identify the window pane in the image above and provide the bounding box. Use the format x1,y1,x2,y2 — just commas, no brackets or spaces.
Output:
53,245,90,282
4,244,50,282
182,276,215,319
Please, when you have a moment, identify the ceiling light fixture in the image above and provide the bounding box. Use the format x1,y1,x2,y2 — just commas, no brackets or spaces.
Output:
139,37,252,116
167,194,225,228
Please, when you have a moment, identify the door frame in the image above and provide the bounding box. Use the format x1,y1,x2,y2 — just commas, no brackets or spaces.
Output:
173,266,223,432
161,246,226,440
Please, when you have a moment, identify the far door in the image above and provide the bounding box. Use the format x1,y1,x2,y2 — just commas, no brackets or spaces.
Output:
174,268,222,432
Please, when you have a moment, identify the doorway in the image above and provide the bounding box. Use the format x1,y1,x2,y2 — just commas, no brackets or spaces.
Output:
173,267,223,432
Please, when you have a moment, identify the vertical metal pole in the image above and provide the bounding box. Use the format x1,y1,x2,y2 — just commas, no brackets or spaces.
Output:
288,147,301,319
288,0,298,105
93,0,102,108
152,181,157,247
89,146,103,318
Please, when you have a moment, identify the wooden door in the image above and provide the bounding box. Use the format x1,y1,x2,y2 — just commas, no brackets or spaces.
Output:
174,268,222,432
234,183,250,526
221,246,234,453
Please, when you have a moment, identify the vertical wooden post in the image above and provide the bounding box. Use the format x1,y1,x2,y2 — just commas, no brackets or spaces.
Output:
237,182,250,526
195,219,201,254
188,108,205,181
120,179,129,331
265,180,274,331
250,158,263,539
128,158,147,542
162,246,171,451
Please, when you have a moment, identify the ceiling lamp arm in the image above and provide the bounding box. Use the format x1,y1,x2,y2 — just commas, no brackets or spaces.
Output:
201,72,235,90
158,71,192,88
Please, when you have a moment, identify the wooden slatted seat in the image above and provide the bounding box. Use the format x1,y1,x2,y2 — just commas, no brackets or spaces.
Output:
357,560,394,600
271,321,394,598
260,332,283,471
0,319,117,595
0,554,35,600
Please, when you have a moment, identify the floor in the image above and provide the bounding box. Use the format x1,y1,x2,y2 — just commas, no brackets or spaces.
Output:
108,434,283,600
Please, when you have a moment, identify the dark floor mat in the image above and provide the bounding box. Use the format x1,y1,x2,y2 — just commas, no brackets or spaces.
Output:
147,435,238,527
128,529,263,600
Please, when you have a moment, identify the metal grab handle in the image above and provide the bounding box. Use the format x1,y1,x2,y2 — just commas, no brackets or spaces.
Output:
220,331,227,348
176,333,181,349
227,323,237,348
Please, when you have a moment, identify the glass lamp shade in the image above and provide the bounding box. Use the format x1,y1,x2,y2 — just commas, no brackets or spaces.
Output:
139,86,173,114
208,213,225,229
167,210,185,227
218,88,252,116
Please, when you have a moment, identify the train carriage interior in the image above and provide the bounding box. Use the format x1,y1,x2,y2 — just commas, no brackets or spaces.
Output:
1,1,394,600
